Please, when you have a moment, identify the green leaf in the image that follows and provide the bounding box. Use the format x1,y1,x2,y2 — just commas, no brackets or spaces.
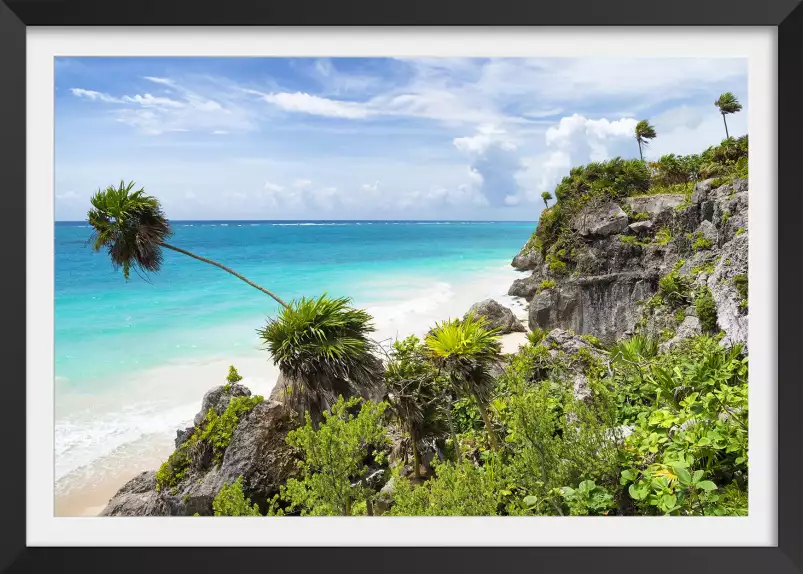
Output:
696,480,718,492
673,466,692,486
523,495,539,508
620,469,638,484
692,470,704,483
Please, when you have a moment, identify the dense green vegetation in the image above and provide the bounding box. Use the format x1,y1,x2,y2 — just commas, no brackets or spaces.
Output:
530,134,748,261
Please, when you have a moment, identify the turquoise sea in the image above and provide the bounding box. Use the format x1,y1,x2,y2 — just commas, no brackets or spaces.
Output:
54,220,534,499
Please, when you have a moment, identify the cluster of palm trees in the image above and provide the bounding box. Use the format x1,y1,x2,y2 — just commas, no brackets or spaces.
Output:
87,183,505,472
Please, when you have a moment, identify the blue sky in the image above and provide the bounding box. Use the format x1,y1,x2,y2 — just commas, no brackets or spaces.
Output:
54,57,748,221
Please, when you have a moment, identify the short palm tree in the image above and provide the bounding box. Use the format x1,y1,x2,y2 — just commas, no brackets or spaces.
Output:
87,181,288,307
425,313,503,452
541,191,553,209
384,336,446,478
258,294,384,425
715,92,742,139
634,120,657,162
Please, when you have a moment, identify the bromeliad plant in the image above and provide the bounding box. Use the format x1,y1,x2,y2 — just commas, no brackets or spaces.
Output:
425,313,503,452
258,294,384,426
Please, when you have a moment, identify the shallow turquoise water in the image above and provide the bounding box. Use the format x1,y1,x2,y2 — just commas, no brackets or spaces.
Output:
55,220,533,388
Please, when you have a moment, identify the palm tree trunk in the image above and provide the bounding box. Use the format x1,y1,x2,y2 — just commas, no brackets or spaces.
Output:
410,426,421,479
160,242,288,308
445,400,461,461
543,199,548,209
637,140,643,161
722,113,729,139
477,400,499,452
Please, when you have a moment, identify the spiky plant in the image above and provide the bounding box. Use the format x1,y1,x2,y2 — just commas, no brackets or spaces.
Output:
715,92,743,139
258,294,384,425
384,335,447,478
425,313,502,451
634,120,657,162
88,181,287,307
541,191,553,209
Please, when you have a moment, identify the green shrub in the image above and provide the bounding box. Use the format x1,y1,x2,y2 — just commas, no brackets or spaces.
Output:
732,274,747,300
735,227,745,236
527,327,546,346
654,227,673,246
538,279,557,292
226,365,243,384
691,232,713,251
547,257,567,275
212,477,261,516
620,235,639,246
695,287,718,332
560,480,615,516
674,307,686,323
580,334,603,349
633,211,650,222
658,271,691,308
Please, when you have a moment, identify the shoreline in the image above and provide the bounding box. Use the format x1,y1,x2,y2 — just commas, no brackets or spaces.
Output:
55,262,530,517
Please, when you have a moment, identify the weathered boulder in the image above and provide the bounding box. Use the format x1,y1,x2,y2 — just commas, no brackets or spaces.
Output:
628,220,653,235
659,316,702,352
695,219,719,245
99,471,172,517
511,248,543,271
508,274,542,300
625,194,685,221
465,299,526,333
571,201,629,238
193,383,251,426
691,179,715,204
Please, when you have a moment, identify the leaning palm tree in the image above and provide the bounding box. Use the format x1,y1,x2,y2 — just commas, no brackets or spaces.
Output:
541,191,553,209
425,313,503,452
87,181,288,307
634,120,657,162
258,294,384,426
715,92,742,139
384,335,446,478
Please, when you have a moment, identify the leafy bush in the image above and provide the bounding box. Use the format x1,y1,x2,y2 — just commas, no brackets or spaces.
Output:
560,480,616,516
658,271,691,308
691,232,714,251
580,334,603,348
226,365,243,385
538,279,557,292
527,327,546,346
633,211,650,222
732,274,748,307
212,477,261,516
278,397,390,516
654,227,673,246
695,287,718,332
547,256,567,275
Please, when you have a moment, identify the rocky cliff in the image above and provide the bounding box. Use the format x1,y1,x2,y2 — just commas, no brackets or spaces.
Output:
509,178,748,350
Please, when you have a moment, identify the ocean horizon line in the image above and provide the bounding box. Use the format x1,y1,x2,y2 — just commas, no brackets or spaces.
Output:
56,218,538,224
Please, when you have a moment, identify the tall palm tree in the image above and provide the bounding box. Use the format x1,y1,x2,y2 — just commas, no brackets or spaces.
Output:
425,314,503,452
384,336,446,478
541,191,553,209
634,120,657,162
87,181,288,307
258,294,384,425
715,92,742,139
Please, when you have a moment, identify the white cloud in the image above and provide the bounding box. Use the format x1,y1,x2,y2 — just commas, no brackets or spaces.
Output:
264,181,284,192
56,191,80,201
453,125,522,207
121,93,184,108
293,179,313,189
260,92,373,119
70,88,123,103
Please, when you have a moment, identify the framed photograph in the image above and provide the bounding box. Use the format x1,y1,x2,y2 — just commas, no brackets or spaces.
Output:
2,0,801,572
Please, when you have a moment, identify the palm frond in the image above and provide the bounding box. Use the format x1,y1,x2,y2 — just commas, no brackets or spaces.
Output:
87,180,172,279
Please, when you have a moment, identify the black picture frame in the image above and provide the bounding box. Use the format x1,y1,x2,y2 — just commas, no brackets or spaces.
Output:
1,0,800,572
